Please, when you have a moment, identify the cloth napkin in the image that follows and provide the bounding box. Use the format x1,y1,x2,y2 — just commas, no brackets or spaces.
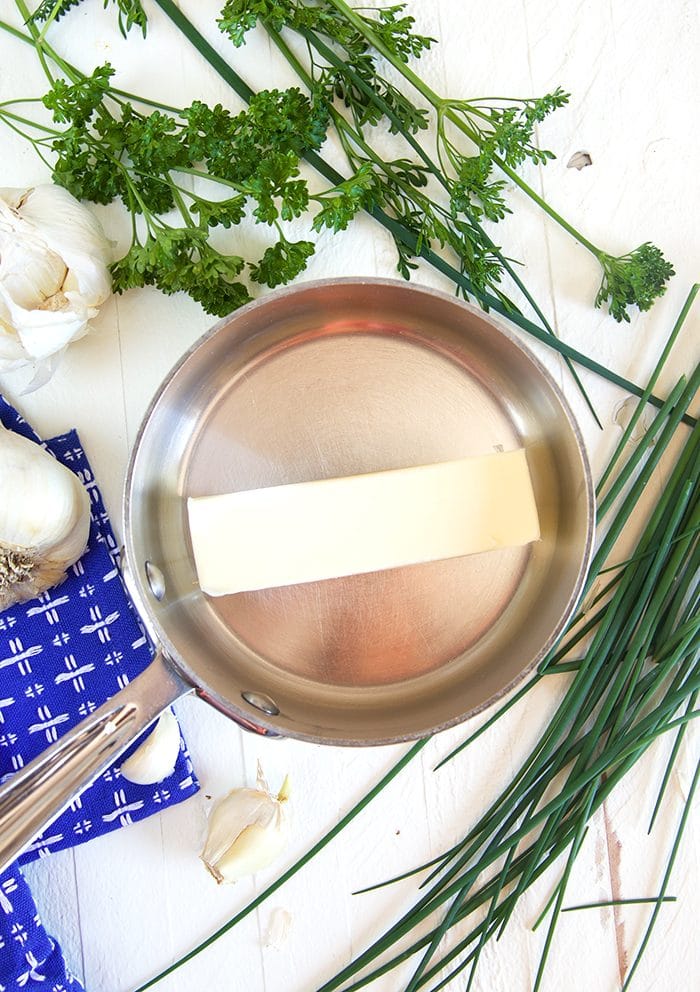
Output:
0,396,200,991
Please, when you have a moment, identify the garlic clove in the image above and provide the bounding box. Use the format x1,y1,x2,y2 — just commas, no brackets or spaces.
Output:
14,185,112,306
120,710,181,785
201,764,290,884
0,226,68,310
210,819,287,884
0,426,91,611
2,292,92,362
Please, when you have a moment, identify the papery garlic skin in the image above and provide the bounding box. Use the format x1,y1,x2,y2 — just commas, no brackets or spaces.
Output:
201,764,290,884
120,710,181,785
0,426,91,611
0,185,112,373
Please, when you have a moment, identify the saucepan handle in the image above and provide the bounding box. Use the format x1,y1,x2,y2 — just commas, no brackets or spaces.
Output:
0,650,191,875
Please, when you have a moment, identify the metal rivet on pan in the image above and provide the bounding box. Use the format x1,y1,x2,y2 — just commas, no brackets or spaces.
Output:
144,560,166,601
242,691,280,716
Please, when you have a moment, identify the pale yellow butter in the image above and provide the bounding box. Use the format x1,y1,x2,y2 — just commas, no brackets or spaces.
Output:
187,449,540,596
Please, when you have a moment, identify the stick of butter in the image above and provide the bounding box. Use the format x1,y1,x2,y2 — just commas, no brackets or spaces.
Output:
187,449,540,596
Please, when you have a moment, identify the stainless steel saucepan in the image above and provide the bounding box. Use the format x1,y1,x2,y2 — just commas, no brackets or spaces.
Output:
0,278,595,873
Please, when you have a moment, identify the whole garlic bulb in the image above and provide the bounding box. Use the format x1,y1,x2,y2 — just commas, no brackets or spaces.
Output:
0,426,91,611
0,184,112,376
201,763,290,884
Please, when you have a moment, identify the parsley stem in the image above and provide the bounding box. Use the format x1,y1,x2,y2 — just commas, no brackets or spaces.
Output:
35,0,64,46
108,87,184,115
170,185,195,228
170,167,242,194
0,96,44,108
495,157,599,255
325,0,435,114
0,105,59,135
324,0,601,259
0,16,29,45
0,111,54,170
14,1,56,86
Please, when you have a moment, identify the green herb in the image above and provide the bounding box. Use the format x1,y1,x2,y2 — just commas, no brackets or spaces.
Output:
16,0,674,330
146,0,694,425
1,3,688,433
216,0,674,322
30,0,147,37
561,896,677,913
596,243,676,323
2,7,379,316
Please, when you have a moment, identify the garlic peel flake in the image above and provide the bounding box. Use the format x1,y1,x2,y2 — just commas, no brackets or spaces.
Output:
0,426,91,611
201,763,290,884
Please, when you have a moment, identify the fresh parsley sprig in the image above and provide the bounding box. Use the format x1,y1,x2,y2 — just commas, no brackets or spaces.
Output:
6,1,686,429
9,2,544,323
1,34,389,316
218,0,674,322
596,243,676,324
22,0,676,324
212,3,598,415
42,66,333,313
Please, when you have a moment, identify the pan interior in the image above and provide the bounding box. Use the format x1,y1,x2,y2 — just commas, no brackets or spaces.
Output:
185,328,528,688
126,281,592,743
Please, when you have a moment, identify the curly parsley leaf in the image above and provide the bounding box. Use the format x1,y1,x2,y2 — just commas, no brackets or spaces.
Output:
312,164,383,232
190,195,247,229
111,231,252,316
34,59,334,315
28,0,85,25
249,238,315,287
595,244,675,323
182,87,328,185
43,64,115,127
218,0,294,46
240,150,309,223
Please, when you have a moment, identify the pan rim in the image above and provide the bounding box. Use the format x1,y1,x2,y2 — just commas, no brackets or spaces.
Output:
122,277,596,745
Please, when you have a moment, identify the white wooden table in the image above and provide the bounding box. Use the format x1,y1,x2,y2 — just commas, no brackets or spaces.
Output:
1,2,698,990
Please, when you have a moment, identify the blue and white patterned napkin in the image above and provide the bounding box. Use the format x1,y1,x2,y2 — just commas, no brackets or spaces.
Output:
0,868,82,991
0,396,200,991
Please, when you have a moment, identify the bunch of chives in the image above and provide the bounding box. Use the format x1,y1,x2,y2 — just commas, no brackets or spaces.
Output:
311,295,700,991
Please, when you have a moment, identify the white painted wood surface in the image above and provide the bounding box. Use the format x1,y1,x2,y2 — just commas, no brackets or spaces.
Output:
1,1,698,990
